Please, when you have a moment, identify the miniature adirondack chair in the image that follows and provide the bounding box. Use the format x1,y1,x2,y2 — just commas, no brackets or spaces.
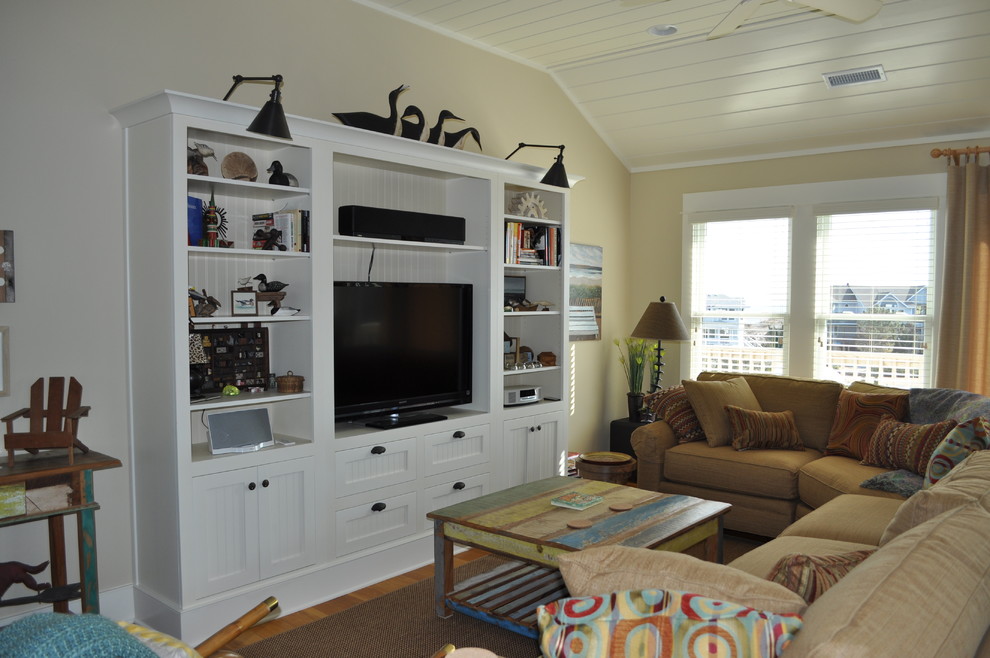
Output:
2,377,90,467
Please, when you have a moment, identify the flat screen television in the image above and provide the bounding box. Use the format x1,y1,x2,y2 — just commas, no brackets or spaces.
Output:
334,281,473,428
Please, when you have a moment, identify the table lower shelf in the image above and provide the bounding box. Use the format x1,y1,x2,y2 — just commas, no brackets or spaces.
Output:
446,560,568,638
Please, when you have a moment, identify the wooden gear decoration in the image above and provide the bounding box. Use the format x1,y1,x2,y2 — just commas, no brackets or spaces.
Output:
2,377,91,467
508,192,548,219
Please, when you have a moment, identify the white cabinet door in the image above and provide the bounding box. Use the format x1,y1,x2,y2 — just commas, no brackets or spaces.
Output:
258,458,316,580
502,411,564,488
193,457,315,597
193,468,261,597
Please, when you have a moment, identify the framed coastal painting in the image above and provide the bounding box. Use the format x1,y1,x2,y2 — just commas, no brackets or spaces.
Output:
568,243,603,341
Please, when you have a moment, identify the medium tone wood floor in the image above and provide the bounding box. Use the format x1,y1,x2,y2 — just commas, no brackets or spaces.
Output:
221,549,489,652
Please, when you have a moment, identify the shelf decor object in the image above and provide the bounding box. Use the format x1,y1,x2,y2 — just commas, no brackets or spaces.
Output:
631,295,690,392
504,143,569,188
221,74,292,140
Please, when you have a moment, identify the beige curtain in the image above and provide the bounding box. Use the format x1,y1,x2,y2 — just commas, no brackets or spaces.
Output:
936,157,990,394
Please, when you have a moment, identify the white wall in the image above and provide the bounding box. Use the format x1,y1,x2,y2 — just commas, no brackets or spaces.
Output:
0,0,632,615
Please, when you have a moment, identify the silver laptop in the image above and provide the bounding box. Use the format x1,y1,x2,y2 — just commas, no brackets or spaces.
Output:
206,407,275,455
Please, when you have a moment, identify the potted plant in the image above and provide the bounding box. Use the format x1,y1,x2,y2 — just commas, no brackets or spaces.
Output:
614,337,657,421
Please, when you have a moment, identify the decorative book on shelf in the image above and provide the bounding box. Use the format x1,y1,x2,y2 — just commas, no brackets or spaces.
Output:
504,222,559,266
550,491,603,510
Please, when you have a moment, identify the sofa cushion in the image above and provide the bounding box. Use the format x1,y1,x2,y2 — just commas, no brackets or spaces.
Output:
728,536,877,581
644,386,706,444
726,406,804,451
779,494,902,546
682,377,761,447
537,589,803,658
658,481,797,537
767,549,876,603
824,389,909,460
557,546,806,614
783,502,990,657
909,387,990,425
924,416,990,488
861,416,954,475
880,450,990,544
847,381,906,395
665,443,820,500
698,372,843,452
798,455,901,509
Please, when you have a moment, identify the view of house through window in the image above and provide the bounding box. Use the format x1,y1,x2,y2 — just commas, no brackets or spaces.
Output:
683,177,943,387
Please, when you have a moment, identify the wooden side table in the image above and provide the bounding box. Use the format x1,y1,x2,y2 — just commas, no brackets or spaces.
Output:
609,418,649,479
0,449,121,613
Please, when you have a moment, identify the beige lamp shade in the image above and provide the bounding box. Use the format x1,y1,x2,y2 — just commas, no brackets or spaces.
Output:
631,297,689,341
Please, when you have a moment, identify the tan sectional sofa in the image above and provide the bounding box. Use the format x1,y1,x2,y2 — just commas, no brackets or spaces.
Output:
554,450,990,656
631,372,913,536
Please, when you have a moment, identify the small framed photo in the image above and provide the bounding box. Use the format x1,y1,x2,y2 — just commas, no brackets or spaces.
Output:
230,290,258,316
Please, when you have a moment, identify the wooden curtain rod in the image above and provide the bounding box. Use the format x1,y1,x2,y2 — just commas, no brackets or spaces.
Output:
930,145,990,159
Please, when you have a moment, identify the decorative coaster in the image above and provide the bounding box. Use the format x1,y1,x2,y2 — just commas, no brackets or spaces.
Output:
609,503,633,512
566,519,593,529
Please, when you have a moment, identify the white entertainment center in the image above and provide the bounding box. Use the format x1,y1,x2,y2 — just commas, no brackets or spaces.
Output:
112,91,573,640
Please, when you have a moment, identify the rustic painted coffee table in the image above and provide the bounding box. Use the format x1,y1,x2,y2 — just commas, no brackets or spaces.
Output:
427,476,731,637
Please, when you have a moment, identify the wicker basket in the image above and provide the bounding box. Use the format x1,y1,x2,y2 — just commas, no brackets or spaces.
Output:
275,371,304,393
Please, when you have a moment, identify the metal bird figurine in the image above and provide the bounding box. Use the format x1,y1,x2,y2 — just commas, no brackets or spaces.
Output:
332,84,409,136
254,273,289,292
399,105,426,141
425,110,463,145
443,127,482,150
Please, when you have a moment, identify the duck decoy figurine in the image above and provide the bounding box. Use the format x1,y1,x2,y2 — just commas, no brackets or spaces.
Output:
266,160,298,187
443,127,482,151
425,110,463,145
254,273,289,293
399,105,426,141
332,84,409,136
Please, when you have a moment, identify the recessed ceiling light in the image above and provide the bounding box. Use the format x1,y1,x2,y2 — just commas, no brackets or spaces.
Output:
648,24,678,37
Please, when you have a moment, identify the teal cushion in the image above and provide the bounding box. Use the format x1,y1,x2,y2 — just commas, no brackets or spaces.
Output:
0,613,156,658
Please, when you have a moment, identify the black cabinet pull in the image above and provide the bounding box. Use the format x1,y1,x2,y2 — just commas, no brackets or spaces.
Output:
453,481,466,490
248,482,256,491
371,502,387,512
536,425,542,431
262,479,270,488
371,445,386,455
453,430,466,439
529,426,536,432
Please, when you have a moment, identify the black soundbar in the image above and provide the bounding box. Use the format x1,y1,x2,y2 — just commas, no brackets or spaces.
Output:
338,205,465,244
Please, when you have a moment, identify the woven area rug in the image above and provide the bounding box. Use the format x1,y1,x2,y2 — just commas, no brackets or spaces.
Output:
237,557,541,658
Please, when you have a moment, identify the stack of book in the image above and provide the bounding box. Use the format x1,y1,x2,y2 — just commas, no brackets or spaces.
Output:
504,222,559,266
252,210,311,252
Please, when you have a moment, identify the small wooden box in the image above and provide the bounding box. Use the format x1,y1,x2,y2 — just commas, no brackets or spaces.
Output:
275,371,304,393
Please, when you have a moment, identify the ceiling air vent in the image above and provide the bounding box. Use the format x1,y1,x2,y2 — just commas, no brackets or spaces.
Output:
822,65,887,89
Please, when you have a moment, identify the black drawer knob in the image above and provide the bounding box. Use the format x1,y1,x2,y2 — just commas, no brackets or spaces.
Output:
371,445,386,455
371,502,387,512
248,482,257,491
453,431,466,439
262,479,270,488
453,481,466,490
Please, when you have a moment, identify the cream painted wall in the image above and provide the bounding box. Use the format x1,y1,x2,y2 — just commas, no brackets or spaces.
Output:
628,142,979,384
0,0,630,605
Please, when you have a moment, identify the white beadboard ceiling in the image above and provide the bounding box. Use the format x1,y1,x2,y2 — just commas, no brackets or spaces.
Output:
353,0,990,170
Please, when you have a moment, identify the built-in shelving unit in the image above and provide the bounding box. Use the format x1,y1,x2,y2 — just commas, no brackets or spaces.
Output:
112,90,572,643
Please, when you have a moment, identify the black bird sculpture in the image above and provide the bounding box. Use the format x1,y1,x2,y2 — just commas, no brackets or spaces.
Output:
266,160,298,186
399,105,426,141
332,84,409,136
254,273,289,293
443,127,482,151
425,110,463,145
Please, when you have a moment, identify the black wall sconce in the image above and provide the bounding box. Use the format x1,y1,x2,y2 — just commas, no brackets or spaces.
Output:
222,75,292,140
505,143,569,188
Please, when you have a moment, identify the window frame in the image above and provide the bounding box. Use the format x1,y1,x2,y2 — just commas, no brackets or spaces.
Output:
681,175,946,383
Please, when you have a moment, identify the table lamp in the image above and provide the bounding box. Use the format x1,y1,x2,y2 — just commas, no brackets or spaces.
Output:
631,296,690,392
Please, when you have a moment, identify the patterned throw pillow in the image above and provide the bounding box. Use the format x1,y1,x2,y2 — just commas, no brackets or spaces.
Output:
824,389,909,460
645,386,706,444
726,406,804,451
924,417,990,488
861,416,955,475
767,550,876,603
538,589,802,658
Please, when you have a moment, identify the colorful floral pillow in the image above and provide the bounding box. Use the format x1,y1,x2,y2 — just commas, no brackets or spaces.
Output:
824,390,908,459
924,417,990,488
767,550,875,603
537,589,802,658
861,416,955,475
726,406,804,451
645,386,706,444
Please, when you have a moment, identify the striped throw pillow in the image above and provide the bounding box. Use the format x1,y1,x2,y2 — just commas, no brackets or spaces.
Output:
768,550,876,603
824,389,909,460
862,416,955,475
646,386,706,444
726,406,803,451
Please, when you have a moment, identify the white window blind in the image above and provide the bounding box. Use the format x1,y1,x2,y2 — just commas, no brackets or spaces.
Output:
689,216,791,376
814,205,937,387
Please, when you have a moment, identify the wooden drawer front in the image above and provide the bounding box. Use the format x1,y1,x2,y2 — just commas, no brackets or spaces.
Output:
336,437,417,497
423,425,490,477
335,491,418,556
422,473,490,531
